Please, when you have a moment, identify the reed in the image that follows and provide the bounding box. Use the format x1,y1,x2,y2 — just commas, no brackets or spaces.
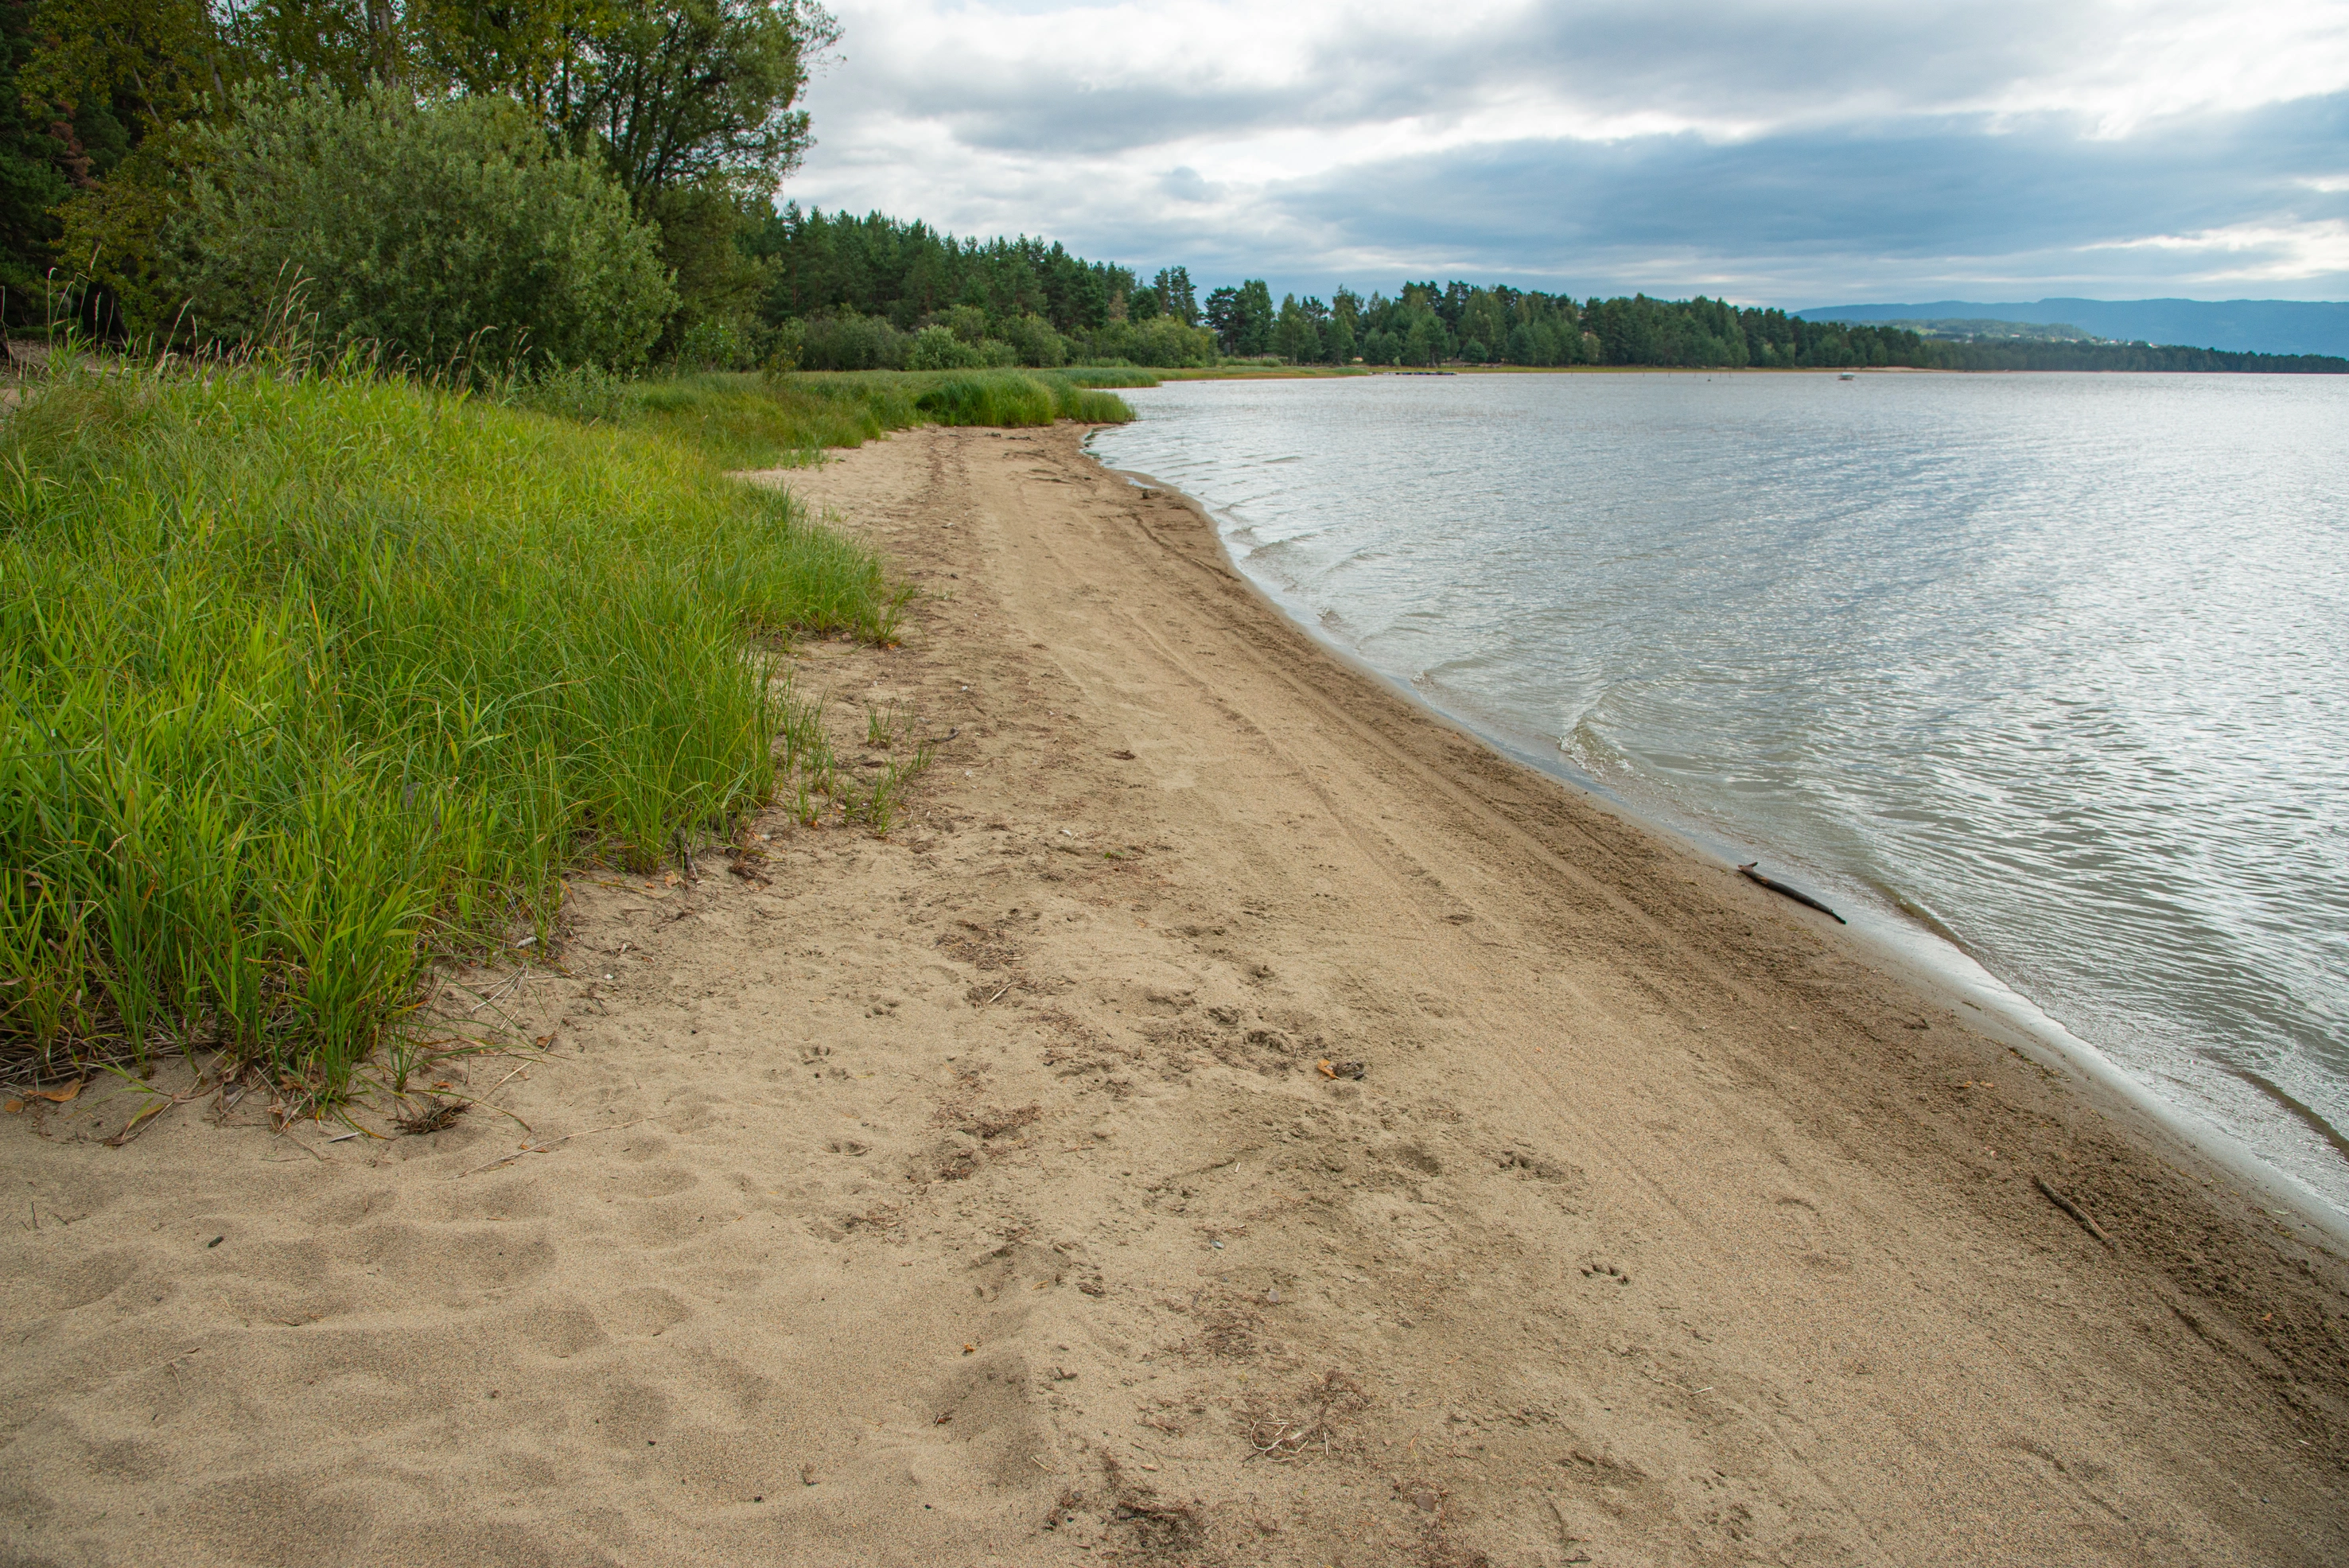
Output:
0,359,893,1095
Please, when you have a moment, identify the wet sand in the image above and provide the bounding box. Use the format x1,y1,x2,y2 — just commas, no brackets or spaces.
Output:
2,423,2343,1566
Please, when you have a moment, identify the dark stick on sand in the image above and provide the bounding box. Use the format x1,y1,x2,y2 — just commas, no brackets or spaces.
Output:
2035,1177,2114,1247
1736,862,1847,924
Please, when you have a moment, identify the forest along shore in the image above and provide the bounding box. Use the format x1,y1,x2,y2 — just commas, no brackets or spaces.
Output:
4,424,2345,1567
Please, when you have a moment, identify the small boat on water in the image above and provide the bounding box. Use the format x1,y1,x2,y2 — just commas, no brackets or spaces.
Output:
1838,372,1856,380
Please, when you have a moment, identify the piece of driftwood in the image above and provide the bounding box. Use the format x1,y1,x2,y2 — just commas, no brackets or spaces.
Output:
1736,862,1846,924
2036,1176,2114,1246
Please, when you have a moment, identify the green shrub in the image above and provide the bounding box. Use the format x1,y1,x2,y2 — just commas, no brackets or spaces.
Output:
1001,313,1069,368
0,364,891,1092
907,325,1017,371
935,305,990,344
1075,316,1218,368
795,309,909,371
676,316,763,372
156,84,675,372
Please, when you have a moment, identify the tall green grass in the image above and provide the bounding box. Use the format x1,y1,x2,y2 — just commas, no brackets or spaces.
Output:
505,367,1136,469
0,363,896,1095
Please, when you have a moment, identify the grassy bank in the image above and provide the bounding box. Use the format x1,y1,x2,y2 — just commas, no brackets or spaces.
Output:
0,363,941,1099
509,367,1141,468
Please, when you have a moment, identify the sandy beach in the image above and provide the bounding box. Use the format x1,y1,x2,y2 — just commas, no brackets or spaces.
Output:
3,422,2344,1566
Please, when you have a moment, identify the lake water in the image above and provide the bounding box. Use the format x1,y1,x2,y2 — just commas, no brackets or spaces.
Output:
1091,372,2349,1220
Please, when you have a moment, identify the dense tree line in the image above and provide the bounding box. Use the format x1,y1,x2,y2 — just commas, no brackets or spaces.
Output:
1196,280,2347,372
743,206,1214,368
1204,282,1931,369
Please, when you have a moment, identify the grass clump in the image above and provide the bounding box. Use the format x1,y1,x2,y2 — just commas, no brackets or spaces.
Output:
907,369,1135,427
0,361,894,1096
503,367,1136,469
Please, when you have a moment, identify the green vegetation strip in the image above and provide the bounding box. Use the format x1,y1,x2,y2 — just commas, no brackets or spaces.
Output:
508,367,1145,468
0,364,1132,1098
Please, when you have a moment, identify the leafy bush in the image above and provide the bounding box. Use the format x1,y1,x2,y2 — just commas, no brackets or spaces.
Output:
676,315,763,371
904,327,962,369
1075,315,1217,368
906,325,1016,371
795,309,909,371
1000,313,1069,368
935,305,990,343
151,84,675,372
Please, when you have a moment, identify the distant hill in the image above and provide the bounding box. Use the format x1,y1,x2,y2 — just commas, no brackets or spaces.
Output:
1795,299,2349,358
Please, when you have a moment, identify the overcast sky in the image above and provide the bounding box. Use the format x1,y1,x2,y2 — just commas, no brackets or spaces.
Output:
780,0,2349,305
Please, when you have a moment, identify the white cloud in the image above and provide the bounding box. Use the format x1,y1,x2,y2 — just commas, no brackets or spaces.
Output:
2089,220,2349,281
784,0,2349,300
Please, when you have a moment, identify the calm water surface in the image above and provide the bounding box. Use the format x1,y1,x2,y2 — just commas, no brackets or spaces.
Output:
1091,372,2349,1217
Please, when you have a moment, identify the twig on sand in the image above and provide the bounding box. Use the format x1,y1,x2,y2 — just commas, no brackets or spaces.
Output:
459,1115,658,1177
268,1128,328,1162
105,1075,216,1148
2036,1176,2114,1246
480,1061,533,1104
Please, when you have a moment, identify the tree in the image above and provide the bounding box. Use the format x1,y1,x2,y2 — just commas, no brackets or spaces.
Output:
1205,278,1274,356
1203,284,1238,352
1,0,87,317
22,0,231,137
1236,279,1271,354
1152,265,1196,327
231,0,413,92
1402,311,1445,366
554,0,836,206
1324,311,1355,364
410,0,601,114
1271,291,1320,363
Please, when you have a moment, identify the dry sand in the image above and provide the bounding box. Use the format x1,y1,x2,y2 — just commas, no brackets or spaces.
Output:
4,423,2345,1567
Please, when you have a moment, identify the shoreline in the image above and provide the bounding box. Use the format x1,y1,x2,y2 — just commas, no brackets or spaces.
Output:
4,422,2344,1565
1090,439,2349,1251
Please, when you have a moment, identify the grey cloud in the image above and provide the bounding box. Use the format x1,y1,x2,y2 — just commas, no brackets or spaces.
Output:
812,1,2104,161
1159,165,1219,202
1015,94,2349,301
